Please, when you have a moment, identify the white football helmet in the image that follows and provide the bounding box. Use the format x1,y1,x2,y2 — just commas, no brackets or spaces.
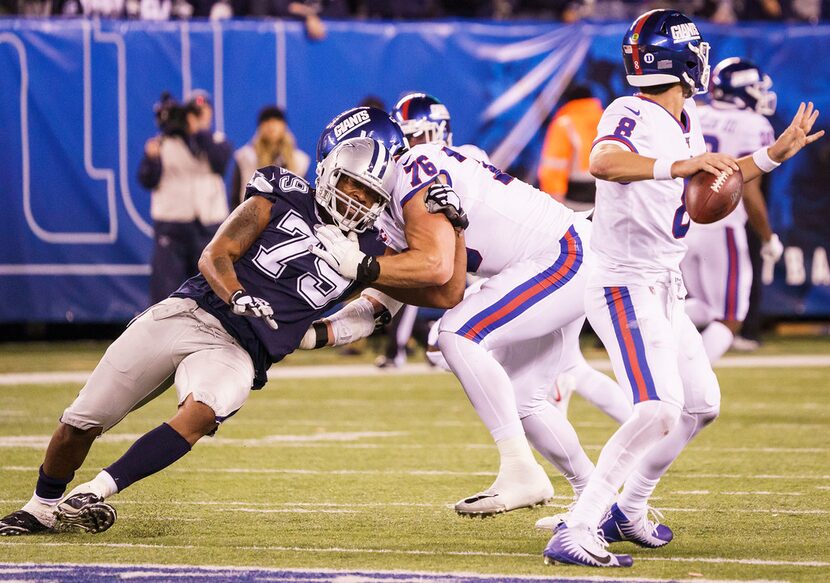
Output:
315,137,396,233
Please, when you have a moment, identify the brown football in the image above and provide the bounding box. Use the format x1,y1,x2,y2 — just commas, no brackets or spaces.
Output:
685,167,744,224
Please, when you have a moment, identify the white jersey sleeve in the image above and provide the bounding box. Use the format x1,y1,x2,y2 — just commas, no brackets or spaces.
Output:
593,96,656,156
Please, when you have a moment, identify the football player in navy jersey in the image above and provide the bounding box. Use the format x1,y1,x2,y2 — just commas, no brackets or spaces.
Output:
0,137,465,536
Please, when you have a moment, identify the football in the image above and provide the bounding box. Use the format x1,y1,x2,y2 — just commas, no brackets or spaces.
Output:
685,167,744,224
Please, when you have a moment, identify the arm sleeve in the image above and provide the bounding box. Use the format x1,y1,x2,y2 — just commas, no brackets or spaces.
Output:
537,116,572,196
591,100,650,155
137,154,162,190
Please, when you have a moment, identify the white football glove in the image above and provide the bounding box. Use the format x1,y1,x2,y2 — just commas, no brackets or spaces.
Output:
230,290,278,330
309,225,380,283
761,233,784,263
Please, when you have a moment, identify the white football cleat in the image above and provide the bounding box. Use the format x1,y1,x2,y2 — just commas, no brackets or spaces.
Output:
454,463,554,517
550,373,576,417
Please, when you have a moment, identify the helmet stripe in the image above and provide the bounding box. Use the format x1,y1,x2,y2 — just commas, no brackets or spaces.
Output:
630,11,654,76
367,139,380,175
401,99,411,121
376,147,390,181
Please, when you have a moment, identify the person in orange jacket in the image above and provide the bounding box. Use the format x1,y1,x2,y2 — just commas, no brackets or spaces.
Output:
538,84,604,210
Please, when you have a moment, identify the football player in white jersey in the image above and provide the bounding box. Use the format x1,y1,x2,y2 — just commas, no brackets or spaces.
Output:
542,9,822,568
307,107,606,517
393,91,631,426
682,58,784,362
374,93,492,368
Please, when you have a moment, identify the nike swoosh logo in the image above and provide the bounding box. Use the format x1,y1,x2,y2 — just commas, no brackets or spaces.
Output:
624,106,641,116
582,545,612,565
463,494,498,503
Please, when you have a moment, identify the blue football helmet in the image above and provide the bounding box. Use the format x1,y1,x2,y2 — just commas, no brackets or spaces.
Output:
622,9,710,95
391,93,452,147
710,58,776,116
316,107,406,162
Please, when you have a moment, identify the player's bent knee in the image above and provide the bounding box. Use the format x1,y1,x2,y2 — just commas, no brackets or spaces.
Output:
634,400,683,437
695,405,720,427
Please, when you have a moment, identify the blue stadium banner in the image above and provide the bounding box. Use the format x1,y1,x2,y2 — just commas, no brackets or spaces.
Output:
0,18,828,321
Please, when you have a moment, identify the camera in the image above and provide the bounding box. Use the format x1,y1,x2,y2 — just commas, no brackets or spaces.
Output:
153,91,193,137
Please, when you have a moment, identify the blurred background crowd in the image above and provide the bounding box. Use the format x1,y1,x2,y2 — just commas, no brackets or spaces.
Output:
3,0,829,26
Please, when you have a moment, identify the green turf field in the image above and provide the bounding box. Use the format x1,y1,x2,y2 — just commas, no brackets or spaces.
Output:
0,342,828,581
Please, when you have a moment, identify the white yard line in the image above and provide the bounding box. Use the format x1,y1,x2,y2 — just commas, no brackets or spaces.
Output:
0,544,826,569
2,353,829,387
3,466,830,481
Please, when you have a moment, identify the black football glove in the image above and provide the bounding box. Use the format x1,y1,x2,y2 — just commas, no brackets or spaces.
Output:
425,183,469,230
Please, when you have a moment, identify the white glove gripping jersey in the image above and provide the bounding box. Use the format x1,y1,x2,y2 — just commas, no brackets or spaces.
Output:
590,95,706,285
694,102,775,229
375,143,574,277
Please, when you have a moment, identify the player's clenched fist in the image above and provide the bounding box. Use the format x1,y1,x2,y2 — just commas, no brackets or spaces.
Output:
671,153,740,178
230,290,279,329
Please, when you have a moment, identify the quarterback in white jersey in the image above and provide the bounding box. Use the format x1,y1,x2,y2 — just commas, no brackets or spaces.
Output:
543,9,823,569
308,102,610,518
682,58,783,362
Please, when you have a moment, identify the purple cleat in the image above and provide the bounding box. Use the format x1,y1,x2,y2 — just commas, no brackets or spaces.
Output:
600,503,673,548
543,524,633,568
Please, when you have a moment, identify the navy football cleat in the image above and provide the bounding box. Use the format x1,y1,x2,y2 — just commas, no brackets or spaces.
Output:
543,524,633,568
54,493,117,534
600,503,673,548
0,510,51,536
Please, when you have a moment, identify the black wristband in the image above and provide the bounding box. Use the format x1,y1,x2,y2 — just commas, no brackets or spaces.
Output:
355,256,380,284
229,289,246,305
312,320,329,349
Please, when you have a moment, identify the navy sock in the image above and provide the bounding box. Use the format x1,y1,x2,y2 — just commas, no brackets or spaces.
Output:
35,465,74,501
104,423,192,492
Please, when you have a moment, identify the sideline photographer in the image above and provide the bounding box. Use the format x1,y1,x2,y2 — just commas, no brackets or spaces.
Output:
138,90,233,305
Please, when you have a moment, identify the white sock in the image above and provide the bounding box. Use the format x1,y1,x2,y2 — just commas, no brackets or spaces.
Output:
437,332,525,442
90,470,119,499
495,434,538,471
521,405,594,496
617,471,661,518
32,494,62,507
633,409,717,481
568,360,633,425
567,401,681,529
701,321,735,363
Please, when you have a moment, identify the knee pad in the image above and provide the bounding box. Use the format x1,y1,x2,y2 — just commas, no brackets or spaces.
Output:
693,405,720,427
632,400,683,438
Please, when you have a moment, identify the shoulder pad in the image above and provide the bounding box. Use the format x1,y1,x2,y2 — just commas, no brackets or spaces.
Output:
244,166,311,203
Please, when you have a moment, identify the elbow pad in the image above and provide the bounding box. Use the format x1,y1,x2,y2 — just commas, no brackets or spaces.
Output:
325,297,377,347
361,288,403,318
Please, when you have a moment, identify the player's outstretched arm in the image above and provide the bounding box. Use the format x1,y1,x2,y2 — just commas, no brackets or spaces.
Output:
590,143,739,182
738,101,824,183
198,196,272,303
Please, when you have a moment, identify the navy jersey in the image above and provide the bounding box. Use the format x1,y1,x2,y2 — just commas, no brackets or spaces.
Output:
174,166,385,388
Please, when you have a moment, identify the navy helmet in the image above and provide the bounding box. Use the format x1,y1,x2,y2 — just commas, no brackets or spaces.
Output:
316,107,406,162
391,93,452,147
622,9,710,95
710,58,776,116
